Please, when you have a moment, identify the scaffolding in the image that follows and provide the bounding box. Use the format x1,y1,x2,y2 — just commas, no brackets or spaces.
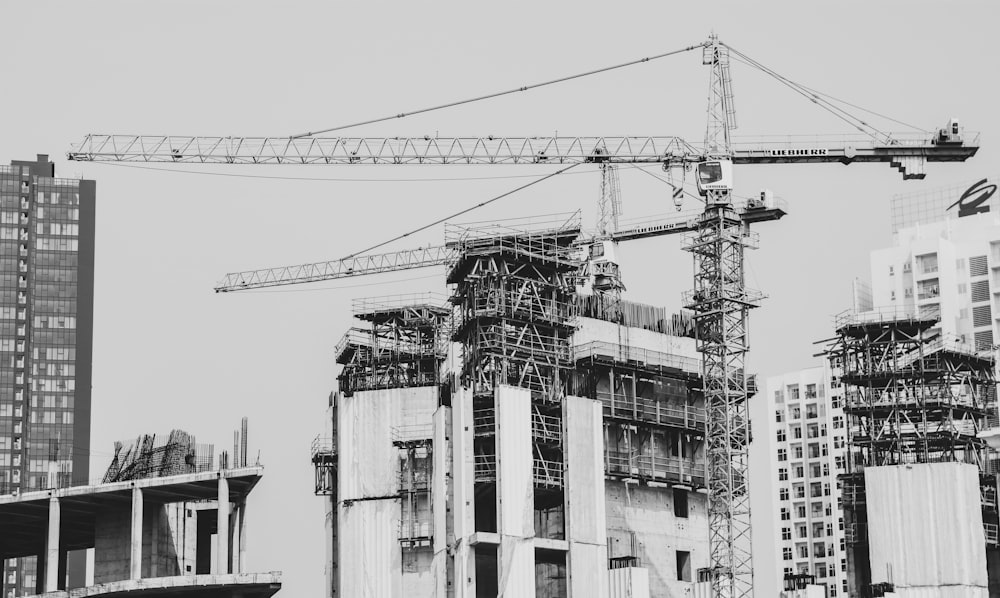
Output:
394,425,434,549
447,212,580,539
825,308,999,591
336,293,450,396
572,337,707,489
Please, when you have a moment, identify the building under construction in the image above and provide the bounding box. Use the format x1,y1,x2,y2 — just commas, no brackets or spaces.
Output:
313,215,713,598
825,307,998,597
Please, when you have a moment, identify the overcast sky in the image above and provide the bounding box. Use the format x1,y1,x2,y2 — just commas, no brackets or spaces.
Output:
2,2,998,595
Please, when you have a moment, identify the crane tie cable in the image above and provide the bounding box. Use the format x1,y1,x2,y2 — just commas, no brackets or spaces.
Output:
290,43,706,138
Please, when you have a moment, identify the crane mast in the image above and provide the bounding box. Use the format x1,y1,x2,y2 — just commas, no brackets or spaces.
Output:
691,35,755,598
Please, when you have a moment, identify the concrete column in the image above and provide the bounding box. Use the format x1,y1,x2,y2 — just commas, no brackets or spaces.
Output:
217,475,230,575
45,496,60,592
237,501,247,574
130,487,143,580
229,501,243,574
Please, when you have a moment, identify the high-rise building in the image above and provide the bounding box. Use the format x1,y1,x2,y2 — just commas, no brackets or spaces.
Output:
0,155,95,596
752,365,849,598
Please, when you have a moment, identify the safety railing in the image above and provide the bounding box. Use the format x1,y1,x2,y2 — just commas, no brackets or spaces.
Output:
352,292,450,317
446,211,581,243
311,436,336,458
398,520,433,544
599,394,706,430
573,340,700,373
474,453,496,483
986,523,999,546
834,305,940,329
605,450,705,487
533,457,564,489
845,522,867,544
391,424,434,444
532,411,562,444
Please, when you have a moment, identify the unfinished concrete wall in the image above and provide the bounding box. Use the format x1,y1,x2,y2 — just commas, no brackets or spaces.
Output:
432,407,451,598
494,385,535,598
94,501,199,583
866,462,988,597
564,395,607,598
451,386,476,598
94,506,130,583
604,481,708,597
336,386,437,598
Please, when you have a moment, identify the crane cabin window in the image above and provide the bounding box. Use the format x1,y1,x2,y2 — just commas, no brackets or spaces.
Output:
698,162,723,185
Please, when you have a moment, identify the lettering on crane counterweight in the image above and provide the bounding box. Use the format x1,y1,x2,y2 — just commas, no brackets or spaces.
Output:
767,148,829,157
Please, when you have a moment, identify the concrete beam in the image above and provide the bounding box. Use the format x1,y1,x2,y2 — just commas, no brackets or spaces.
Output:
217,475,230,575
130,487,143,580
46,496,60,592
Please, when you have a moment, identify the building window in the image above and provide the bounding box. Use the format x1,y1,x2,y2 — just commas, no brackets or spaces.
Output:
780,488,790,501
783,547,793,561
791,407,801,420
794,465,804,479
793,426,802,439
676,550,692,582
778,468,788,481
976,330,994,351
781,508,790,521
775,390,784,404
673,488,689,518
889,265,894,276
788,385,800,401
778,448,787,462
782,527,792,540
972,280,990,302
776,409,784,423
776,429,786,442
958,282,968,295
971,255,988,277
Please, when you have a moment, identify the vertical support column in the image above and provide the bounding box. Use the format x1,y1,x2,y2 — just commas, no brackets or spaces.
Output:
564,395,608,598
45,496,60,592
217,475,230,575
130,487,143,580
451,386,476,598
237,500,247,574
494,385,535,598
229,501,241,575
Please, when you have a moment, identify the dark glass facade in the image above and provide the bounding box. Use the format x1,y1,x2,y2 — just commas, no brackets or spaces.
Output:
0,155,94,596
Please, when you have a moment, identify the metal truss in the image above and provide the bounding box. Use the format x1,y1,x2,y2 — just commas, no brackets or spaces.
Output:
68,133,978,170
682,204,758,598
215,245,457,292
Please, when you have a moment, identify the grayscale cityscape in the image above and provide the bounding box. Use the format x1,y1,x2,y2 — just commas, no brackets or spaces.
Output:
0,3,998,598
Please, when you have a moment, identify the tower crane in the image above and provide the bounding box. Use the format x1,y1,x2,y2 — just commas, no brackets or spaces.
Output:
67,36,979,598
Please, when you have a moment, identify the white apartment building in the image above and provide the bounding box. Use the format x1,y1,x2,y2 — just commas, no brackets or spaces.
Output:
752,365,849,598
867,214,1000,352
